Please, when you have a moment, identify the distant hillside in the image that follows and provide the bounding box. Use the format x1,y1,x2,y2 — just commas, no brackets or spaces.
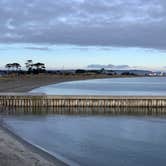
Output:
113,70,152,75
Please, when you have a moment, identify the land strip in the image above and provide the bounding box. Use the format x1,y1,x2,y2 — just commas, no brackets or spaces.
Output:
0,73,135,92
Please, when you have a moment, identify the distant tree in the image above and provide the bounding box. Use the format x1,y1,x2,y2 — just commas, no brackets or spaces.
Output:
25,60,33,73
5,62,21,78
12,63,21,71
25,60,46,74
5,63,21,72
75,69,86,74
5,63,12,72
121,72,136,76
33,62,46,74
100,68,105,74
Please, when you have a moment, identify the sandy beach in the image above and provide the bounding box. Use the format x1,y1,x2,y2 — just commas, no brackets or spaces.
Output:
0,73,115,166
0,125,68,166
0,73,113,92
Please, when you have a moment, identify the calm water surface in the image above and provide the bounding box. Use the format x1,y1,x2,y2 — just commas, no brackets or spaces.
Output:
31,77,166,96
2,107,166,166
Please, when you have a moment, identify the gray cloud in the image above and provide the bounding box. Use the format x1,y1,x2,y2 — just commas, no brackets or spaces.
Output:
87,64,130,70
0,0,166,49
24,46,50,51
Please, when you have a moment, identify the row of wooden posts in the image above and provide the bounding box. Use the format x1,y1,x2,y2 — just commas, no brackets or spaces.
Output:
0,95,166,107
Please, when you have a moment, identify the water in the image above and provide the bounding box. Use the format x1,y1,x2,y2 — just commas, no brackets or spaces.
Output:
31,77,166,96
2,107,166,166
4,77,166,165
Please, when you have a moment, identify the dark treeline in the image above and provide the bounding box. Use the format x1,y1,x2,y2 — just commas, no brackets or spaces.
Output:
5,60,46,74
3,60,159,76
75,69,137,76
25,60,46,74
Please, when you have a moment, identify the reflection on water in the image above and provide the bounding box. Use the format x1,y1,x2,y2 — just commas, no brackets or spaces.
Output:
1,106,166,116
2,107,166,166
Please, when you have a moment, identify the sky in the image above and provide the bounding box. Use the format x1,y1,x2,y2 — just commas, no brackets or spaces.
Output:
0,0,166,70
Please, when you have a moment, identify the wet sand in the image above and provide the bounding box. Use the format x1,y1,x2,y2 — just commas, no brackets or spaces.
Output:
0,125,67,166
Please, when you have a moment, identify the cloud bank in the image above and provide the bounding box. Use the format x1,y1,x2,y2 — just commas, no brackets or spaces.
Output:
0,0,166,49
87,64,131,70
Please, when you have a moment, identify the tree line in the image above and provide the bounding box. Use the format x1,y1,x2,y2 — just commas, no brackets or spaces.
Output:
5,60,46,74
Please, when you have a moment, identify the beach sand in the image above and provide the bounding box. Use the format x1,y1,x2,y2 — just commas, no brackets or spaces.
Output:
0,73,112,92
0,73,114,166
0,125,67,166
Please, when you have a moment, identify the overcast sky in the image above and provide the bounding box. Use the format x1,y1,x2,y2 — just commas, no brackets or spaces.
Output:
0,0,166,70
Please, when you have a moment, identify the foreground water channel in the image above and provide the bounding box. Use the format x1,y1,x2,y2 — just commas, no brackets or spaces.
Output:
1,106,166,166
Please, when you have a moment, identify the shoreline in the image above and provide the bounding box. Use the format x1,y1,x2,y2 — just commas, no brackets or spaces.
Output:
0,124,67,166
0,73,140,92
0,119,78,166
0,124,68,166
